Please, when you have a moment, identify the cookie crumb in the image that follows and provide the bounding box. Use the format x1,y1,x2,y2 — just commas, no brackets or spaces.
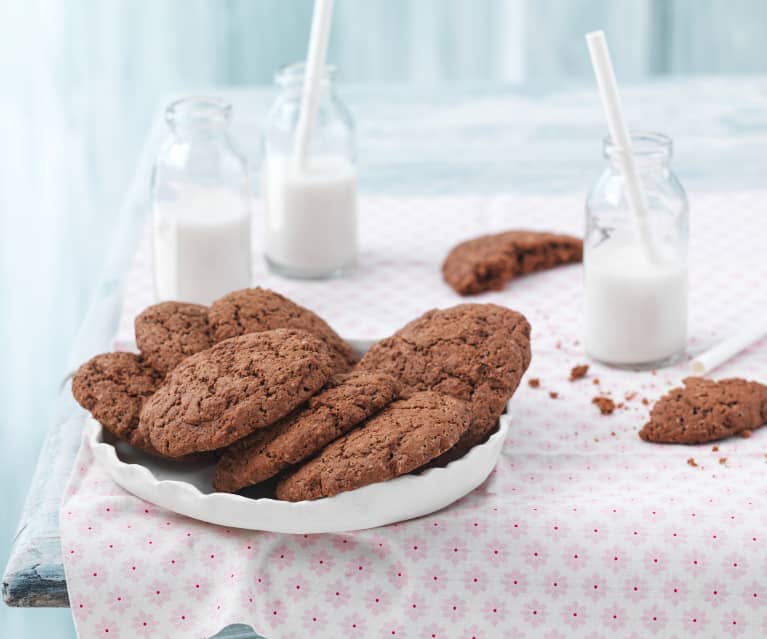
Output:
718,457,727,465
549,391,559,400
625,391,637,401
569,364,589,381
712,445,719,452
740,429,753,439
641,397,650,406
592,378,600,385
610,431,616,437
528,378,541,389
592,396,615,415
687,457,698,467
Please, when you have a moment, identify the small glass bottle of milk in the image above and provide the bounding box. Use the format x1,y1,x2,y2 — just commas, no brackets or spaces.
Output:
261,63,358,279
584,132,689,369
151,97,251,305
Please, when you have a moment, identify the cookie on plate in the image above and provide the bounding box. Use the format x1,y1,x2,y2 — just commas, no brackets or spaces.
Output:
639,377,767,444
214,371,400,492
135,301,212,374
443,230,583,295
357,304,531,457
208,288,358,373
72,352,163,452
142,329,335,457
275,391,471,501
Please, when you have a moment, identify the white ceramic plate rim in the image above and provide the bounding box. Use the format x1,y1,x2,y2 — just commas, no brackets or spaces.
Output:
86,414,510,534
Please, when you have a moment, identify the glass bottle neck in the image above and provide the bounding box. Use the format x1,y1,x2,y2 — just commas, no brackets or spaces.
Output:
275,62,337,99
166,97,231,141
603,131,672,170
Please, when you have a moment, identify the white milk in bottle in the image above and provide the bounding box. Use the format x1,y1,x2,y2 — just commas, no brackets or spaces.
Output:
584,132,689,368
153,185,251,305
261,62,358,279
151,97,252,305
584,237,687,366
262,155,357,278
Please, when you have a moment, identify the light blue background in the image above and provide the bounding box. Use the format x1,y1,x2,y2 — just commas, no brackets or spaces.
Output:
2,1,766,635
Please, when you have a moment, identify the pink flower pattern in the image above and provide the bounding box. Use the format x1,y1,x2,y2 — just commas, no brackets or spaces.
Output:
60,191,767,636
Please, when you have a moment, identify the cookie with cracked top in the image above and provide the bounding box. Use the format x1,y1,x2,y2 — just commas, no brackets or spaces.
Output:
135,301,212,374
213,371,400,492
443,230,583,295
208,288,358,373
639,377,767,444
275,391,470,501
356,303,531,458
72,352,163,452
142,328,335,457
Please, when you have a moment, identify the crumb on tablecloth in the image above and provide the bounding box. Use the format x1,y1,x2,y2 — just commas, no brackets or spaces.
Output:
687,457,698,467
625,391,637,401
592,396,615,415
569,364,589,382
741,429,753,439
592,378,600,385
641,397,650,406
712,445,719,452
719,457,727,465
528,378,541,388
549,391,559,399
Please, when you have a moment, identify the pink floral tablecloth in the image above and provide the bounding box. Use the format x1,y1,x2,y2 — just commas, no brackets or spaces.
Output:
62,192,767,638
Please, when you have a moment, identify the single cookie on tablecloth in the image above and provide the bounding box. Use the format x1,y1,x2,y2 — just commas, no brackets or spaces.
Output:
72,352,164,452
639,377,767,444
443,230,583,295
135,301,212,374
356,303,531,459
275,391,471,501
142,328,335,457
213,371,400,492
208,288,358,373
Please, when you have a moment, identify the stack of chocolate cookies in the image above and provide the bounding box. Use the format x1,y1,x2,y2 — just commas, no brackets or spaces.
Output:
72,288,531,501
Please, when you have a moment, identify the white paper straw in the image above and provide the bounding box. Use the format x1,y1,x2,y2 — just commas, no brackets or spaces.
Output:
293,0,335,172
691,318,767,375
586,30,659,264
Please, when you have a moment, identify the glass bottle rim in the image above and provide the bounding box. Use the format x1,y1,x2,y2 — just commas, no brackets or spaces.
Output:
603,131,672,160
275,61,338,87
166,96,232,129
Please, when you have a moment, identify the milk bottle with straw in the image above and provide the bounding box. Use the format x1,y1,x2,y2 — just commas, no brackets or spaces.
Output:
261,0,358,279
584,32,689,368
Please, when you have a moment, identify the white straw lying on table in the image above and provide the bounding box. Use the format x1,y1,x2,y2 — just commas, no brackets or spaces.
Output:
691,318,767,375
586,30,659,264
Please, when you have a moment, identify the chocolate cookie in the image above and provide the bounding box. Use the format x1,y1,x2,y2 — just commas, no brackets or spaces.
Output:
142,329,335,457
443,230,583,295
639,377,767,444
357,304,531,457
72,352,163,451
208,288,358,373
275,391,471,501
214,371,400,492
135,301,212,374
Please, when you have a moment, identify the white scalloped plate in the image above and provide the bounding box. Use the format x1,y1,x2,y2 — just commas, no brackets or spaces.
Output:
85,414,510,534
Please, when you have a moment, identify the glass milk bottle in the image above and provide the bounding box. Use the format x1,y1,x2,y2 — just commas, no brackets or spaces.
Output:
151,97,251,305
584,132,689,368
261,63,358,278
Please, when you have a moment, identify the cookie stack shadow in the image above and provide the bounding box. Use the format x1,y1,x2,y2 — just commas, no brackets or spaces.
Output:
72,288,532,501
